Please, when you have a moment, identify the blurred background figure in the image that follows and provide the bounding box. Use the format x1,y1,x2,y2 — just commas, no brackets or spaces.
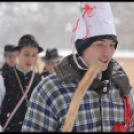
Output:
0,45,16,131
0,45,16,75
41,48,62,78
0,34,43,132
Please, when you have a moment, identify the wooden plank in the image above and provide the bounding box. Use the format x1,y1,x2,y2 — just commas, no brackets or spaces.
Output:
62,60,102,132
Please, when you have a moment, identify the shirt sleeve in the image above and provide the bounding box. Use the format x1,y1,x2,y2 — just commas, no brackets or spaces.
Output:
21,82,58,132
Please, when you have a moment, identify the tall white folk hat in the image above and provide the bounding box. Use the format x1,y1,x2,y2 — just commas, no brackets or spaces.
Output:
72,2,118,56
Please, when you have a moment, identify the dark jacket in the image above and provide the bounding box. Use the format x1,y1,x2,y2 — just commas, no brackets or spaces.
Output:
54,54,132,96
0,63,14,75
0,66,42,132
40,67,50,78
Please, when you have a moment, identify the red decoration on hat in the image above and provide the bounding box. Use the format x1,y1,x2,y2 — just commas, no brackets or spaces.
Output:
72,18,80,33
82,4,96,18
82,4,96,40
71,3,96,43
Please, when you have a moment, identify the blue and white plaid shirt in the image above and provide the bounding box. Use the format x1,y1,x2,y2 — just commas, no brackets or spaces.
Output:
22,72,134,132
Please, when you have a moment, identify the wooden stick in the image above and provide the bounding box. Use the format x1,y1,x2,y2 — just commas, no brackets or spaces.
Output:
62,60,102,132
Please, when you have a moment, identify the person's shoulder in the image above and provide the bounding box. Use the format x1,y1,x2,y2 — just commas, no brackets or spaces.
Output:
34,72,41,77
2,67,14,78
0,63,7,72
41,72,59,84
40,69,49,78
33,72,63,99
110,58,132,96
35,72,61,93
32,72,42,82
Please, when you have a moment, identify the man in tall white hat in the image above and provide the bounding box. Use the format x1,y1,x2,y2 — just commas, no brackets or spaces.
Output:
22,2,134,132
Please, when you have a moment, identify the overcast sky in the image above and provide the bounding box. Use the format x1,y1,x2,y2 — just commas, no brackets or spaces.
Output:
0,2,134,61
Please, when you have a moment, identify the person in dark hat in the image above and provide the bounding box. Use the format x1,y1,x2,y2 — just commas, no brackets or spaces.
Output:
0,34,44,132
0,45,16,75
41,48,62,78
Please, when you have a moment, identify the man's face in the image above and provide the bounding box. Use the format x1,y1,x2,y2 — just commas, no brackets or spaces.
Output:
16,46,38,72
45,62,58,74
5,54,16,67
81,39,116,71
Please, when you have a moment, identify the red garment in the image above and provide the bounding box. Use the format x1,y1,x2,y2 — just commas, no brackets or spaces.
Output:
113,95,133,132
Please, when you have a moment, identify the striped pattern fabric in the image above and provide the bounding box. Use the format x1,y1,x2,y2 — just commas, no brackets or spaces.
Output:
22,72,134,132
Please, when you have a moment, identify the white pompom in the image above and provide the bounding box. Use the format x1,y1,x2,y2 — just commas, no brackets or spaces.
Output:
65,23,72,32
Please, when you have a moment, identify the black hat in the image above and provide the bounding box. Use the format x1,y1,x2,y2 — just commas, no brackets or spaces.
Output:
75,35,118,56
41,48,62,63
15,34,43,53
4,45,16,55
